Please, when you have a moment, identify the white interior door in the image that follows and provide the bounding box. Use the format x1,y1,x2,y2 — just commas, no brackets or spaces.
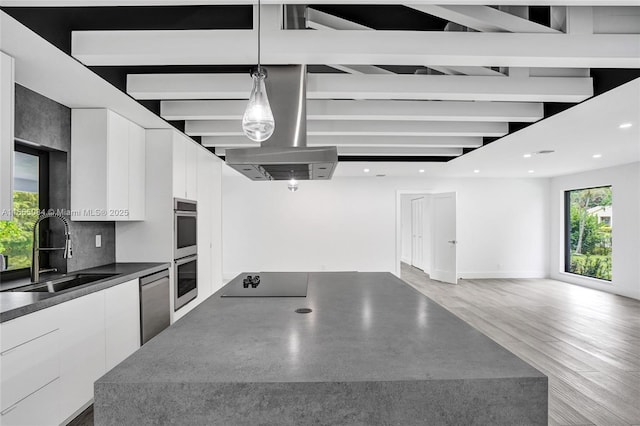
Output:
411,198,424,270
430,192,457,284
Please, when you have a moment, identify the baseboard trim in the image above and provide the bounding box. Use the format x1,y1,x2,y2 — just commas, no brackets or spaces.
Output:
459,271,547,279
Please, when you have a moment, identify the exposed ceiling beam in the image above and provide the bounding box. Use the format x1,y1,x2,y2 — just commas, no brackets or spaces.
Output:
72,30,640,68
202,135,484,148
130,74,593,102
306,8,393,75
334,147,463,156
326,65,394,75
408,5,560,33
162,99,543,122
214,146,463,156
427,65,505,77
306,8,371,31
185,120,508,137
4,1,638,6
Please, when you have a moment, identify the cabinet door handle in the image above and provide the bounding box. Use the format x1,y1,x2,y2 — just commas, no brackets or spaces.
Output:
447,240,457,244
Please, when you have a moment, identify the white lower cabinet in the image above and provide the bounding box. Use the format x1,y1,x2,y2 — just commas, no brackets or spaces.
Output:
105,279,140,371
0,304,62,425
0,279,142,425
59,291,106,423
0,378,61,426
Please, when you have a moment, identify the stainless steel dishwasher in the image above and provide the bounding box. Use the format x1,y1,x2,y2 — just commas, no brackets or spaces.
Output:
140,269,171,345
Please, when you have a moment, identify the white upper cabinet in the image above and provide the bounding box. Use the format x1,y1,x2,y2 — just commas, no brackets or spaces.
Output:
0,52,15,221
172,132,198,201
128,122,146,220
71,109,146,221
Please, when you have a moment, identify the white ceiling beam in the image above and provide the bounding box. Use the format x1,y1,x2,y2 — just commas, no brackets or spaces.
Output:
130,73,593,103
327,65,394,75
306,8,371,31
202,135,484,148
162,99,543,122
214,146,464,157
408,5,560,33
334,147,463,156
306,8,393,75
4,1,639,6
427,65,505,77
72,30,640,68
185,120,508,137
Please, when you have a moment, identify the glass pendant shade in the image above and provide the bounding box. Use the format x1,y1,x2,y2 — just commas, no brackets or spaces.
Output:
242,71,275,142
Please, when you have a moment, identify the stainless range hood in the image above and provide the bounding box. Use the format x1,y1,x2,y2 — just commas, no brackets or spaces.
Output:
225,65,338,181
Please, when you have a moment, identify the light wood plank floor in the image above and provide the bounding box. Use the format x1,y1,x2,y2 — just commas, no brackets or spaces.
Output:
401,263,640,426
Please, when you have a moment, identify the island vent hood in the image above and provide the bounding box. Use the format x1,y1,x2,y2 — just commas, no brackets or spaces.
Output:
225,65,338,181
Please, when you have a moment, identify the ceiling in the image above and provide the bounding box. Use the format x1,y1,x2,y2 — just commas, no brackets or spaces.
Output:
1,2,639,173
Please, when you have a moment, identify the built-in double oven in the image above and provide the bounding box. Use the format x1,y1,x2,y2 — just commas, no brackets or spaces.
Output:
174,198,197,311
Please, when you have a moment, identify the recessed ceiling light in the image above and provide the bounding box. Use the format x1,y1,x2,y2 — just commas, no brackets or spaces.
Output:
528,170,535,174
619,122,633,129
419,169,425,173
363,168,370,173
473,169,480,173
592,154,602,159
523,153,532,158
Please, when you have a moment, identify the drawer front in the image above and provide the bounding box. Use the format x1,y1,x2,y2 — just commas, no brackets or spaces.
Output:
0,329,60,411
0,377,60,426
0,305,60,352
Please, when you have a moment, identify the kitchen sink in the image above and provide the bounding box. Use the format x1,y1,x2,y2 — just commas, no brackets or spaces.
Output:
8,273,118,293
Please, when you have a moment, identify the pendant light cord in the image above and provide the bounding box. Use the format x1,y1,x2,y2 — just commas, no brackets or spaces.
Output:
257,0,261,74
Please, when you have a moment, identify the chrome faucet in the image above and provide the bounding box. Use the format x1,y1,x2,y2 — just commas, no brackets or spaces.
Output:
31,213,73,283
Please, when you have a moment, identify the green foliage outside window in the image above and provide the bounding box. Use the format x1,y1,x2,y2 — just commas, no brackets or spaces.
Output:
0,191,39,270
567,186,612,281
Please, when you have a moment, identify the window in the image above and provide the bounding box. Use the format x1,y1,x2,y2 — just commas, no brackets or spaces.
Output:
564,186,612,281
0,144,49,278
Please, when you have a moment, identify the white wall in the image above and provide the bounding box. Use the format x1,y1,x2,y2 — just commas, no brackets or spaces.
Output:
222,173,549,280
549,162,640,300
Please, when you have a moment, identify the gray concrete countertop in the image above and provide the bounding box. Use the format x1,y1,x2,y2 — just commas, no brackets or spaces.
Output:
0,262,170,322
95,272,547,425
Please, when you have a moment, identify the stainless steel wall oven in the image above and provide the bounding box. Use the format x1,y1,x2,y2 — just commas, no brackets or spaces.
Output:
174,198,197,310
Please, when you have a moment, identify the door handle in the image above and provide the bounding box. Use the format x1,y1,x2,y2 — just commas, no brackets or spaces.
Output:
447,240,457,244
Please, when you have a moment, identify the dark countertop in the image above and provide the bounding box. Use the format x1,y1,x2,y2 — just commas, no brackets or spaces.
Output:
94,272,547,424
0,262,170,323
98,271,544,384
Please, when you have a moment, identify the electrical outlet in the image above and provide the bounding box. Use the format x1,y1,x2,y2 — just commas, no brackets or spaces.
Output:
95,234,102,248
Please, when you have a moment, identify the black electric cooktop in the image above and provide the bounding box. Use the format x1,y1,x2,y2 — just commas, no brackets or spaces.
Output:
220,272,308,297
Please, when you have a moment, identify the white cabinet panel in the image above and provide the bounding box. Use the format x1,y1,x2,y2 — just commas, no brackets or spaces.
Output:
0,330,59,413
0,378,60,426
172,134,187,199
197,150,214,300
58,291,106,422
185,141,198,200
128,122,146,220
0,52,14,221
173,133,198,201
107,111,130,214
105,279,140,371
0,303,60,352
71,109,146,221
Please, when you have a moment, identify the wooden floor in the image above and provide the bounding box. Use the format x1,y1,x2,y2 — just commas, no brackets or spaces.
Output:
401,262,640,426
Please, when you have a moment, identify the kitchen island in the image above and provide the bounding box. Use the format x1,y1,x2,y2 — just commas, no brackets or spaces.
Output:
94,272,547,425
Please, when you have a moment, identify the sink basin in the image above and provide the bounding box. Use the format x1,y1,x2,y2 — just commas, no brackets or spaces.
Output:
9,273,118,293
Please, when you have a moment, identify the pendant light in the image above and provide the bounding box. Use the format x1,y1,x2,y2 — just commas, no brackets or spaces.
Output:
242,0,275,142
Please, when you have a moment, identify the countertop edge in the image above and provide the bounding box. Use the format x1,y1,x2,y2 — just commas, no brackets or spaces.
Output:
0,262,171,323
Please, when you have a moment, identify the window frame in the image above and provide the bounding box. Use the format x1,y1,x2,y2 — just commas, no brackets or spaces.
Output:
563,184,613,282
0,142,49,281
